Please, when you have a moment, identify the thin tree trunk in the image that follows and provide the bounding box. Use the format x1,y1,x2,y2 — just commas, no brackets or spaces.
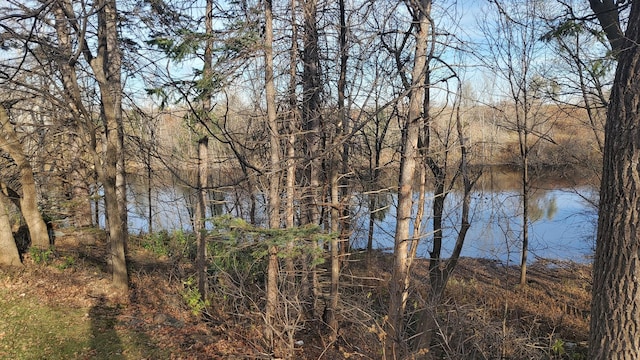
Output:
285,0,298,231
415,87,477,352
386,1,431,357
264,0,281,348
195,0,214,301
519,145,529,285
196,137,208,297
324,0,348,339
518,91,530,286
403,166,426,314
337,0,350,260
326,165,340,338
366,101,390,266
302,0,322,226
366,194,376,258
146,132,153,233
284,0,300,292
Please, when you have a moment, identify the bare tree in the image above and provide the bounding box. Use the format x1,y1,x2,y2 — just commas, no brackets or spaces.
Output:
541,1,610,155
386,0,432,357
481,0,556,285
301,0,322,227
324,0,350,340
414,81,480,353
88,0,130,292
195,0,214,300
263,0,281,348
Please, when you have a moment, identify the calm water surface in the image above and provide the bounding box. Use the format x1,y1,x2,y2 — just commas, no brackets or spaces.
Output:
350,187,597,264
123,174,598,264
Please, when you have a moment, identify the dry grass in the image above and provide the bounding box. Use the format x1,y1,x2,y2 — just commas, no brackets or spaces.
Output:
0,236,591,359
409,257,590,359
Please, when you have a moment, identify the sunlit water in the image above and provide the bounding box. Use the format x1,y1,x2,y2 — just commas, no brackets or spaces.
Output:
350,187,597,264
121,178,597,264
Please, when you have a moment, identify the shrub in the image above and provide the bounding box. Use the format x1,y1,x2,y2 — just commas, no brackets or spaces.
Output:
29,247,54,264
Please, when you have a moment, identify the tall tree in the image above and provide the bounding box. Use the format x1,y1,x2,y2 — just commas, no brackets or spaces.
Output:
299,0,323,317
264,0,281,348
588,0,640,358
324,0,349,339
386,0,431,357
89,0,129,292
481,0,554,285
302,0,322,226
196,0,214,299
415,81,479,352
285,0,299,230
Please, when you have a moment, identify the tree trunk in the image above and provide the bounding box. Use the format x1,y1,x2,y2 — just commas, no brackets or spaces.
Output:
146,148,153,233
282,0,299,290
301,0,322,318
196,137,208,297
366,102,389,266
519,146,529,285
324,0,349,339
302,0,322,226
195,0,214,301
326,164,340,338
89,0,129,293
589,1,640,358
0,189,21,267
0,105,50,249
386,1,431,357
264,0,282,348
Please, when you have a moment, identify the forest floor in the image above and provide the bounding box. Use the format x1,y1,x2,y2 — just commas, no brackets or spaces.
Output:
0,233,591,359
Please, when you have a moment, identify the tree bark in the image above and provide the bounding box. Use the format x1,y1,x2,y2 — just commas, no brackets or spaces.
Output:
589,1,640,358
0,105,50,249
326,166,340,338
0,189,21,267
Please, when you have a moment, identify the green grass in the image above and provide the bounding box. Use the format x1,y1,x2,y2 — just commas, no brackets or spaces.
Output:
0,290,168,359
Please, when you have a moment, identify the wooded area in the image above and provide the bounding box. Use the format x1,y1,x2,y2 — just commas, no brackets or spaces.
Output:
0,0,637,358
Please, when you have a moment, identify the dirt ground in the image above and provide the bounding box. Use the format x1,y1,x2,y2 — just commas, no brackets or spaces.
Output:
0,234,591,359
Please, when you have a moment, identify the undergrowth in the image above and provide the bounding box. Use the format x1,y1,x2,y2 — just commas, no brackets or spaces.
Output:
0,225,591,359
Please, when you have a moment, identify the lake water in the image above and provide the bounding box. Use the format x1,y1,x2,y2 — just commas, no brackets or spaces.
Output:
122,176,598,264
350,187,597,264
